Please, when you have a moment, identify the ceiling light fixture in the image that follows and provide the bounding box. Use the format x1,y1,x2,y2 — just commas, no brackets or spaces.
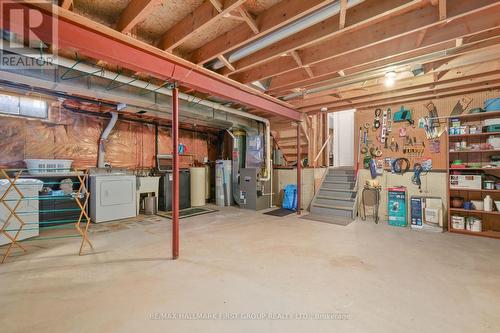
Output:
384,71,397,87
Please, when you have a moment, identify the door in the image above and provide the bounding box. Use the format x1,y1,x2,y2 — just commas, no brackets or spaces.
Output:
332,109,356,167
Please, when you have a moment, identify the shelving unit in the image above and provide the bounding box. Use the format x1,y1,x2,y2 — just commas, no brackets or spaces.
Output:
447,110,500,239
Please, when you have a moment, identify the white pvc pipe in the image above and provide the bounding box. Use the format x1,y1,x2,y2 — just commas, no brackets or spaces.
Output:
212,0,363,70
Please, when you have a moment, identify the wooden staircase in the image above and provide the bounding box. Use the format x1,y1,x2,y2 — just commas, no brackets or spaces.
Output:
271,127,308,165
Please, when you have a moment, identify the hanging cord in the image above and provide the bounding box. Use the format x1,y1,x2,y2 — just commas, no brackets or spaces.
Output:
391,158,410,175
412,163,423,192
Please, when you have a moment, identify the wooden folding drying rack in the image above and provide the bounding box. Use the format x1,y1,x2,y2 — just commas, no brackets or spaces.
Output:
0,168,93,263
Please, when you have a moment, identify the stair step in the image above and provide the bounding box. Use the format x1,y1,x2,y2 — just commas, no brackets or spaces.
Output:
316,195,355,201
322,181,355,190
324,180,354,183
312,203,353,211
320,188,356,193
325,175,355,182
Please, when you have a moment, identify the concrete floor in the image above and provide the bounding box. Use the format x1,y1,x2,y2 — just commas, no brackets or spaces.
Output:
1,205,500,332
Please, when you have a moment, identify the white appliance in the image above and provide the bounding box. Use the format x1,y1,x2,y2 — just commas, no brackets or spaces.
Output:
90,173,137,223
215,160,232,206
0,179,43,245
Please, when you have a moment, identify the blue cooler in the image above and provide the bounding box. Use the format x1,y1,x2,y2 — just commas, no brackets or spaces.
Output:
484,98,500,112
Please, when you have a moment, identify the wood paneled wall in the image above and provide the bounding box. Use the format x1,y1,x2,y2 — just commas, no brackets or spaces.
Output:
355,90,500,170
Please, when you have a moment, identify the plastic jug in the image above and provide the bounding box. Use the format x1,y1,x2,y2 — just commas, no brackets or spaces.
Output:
484,195,493,212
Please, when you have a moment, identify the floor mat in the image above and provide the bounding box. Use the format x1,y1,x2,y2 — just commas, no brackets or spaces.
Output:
156,207,218,219
300,213,353,226
263,208,296,217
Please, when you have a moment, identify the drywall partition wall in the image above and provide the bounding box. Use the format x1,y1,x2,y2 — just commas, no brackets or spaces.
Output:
332,109,355,167
357,169,448,222
0,105,215,169
273,167,327,209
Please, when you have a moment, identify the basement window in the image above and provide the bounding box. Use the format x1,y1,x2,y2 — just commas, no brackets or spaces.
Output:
0,93,48,119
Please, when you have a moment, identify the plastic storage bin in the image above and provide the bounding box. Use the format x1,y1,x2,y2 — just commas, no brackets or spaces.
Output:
24,159,73,174
282,184,297,211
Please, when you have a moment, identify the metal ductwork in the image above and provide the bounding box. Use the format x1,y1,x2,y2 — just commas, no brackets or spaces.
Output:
211,0,363,70
0,42,273,180
97,111,118,168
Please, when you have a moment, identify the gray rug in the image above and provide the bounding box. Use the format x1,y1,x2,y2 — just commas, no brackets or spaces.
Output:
300,213,353,226
263,208,296,217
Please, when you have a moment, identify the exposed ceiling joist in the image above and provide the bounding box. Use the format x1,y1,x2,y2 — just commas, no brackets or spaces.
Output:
232,0,499,85
304,66,314,78
295,59,500,110
237,5,259,34
160,0,246,52
221,0,421,75
217,55,235,72
266,11,500,93
60,0,73,10
439,0,447,20
117,0,162,34
10,2,300,120
339,0,348,29
188,0,338,65
208,0,224,13
312,79,500,113
290,50,304,67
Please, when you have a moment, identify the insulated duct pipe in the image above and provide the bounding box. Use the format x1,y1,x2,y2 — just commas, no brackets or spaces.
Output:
212,0,363,70
5,42,273,180
97,111,118,168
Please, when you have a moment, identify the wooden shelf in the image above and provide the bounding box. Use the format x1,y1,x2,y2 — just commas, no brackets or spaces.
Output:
448,167,500,171
449,149,500,153
450,110,500,121
449,228,500,239
449,208,500,215
450,188,499,193
449,132,500,138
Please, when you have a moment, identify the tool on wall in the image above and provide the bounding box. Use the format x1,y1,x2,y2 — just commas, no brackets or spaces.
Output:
373,108,381,130
391,158,410,175
422,102,447,140
387,108,392,134
449,97,473,116
412,163,424,193
363,122,370,144
389,137,399,152
380,108,388,144
356,126,363,175
393,106,414,126
429,140,440,153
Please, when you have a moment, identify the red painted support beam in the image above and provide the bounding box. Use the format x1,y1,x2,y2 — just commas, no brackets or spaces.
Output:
296,123,301,215
172,87,180,259
0,2,300,120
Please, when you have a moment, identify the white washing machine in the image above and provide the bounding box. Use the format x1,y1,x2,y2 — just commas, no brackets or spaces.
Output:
90,173,137,223
0,179,43,245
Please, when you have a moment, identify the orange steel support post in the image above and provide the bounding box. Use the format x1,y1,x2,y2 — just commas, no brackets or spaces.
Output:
296,122,301,215
172,86,180,259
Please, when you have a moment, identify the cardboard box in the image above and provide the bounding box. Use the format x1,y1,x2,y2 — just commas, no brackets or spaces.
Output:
450,175,482,190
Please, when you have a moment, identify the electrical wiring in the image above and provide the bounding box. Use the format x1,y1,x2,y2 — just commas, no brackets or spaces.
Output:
391,158,410,175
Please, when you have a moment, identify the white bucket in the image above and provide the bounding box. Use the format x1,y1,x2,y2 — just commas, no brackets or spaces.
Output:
466,217,482,232
451,215,465,230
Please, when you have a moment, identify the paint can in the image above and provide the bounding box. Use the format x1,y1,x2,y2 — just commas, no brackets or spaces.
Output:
484,181,495,190
451,215,465,230
466,217,482,232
